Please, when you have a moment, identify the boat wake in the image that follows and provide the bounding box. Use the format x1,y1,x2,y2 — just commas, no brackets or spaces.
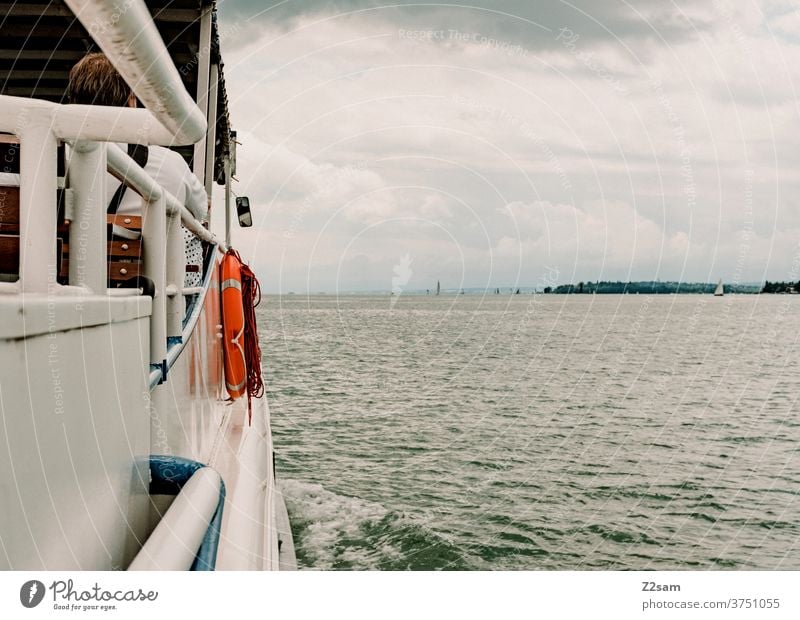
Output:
279,479,472,570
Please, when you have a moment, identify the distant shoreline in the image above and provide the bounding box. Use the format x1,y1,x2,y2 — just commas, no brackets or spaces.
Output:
269,280,800,296
545,281,761,295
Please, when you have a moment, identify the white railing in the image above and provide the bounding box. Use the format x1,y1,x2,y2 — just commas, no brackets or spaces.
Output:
107,143,228,360
0,97,194,146
107,144,225,248
0,0,228,377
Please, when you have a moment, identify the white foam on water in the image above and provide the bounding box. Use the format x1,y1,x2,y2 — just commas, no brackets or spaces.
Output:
278,478,389,569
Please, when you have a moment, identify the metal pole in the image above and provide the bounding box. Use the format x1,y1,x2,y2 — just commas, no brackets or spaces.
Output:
165,212,183,338
193,6,213,182
203,64,219,198
19,119,57,293
143,194,167,366
224,157,231,248
68,140,107,292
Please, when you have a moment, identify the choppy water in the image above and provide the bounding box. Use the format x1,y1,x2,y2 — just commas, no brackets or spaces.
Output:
260,294,800,570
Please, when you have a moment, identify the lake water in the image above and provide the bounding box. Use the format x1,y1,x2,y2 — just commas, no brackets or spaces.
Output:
260,294,800,570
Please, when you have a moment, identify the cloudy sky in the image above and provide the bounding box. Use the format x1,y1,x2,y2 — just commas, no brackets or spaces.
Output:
212,0,800,293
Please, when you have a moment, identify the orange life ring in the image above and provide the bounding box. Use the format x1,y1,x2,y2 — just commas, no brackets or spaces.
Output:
220,252,247,399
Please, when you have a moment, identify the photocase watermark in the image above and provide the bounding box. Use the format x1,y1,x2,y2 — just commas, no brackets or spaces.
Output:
719,168,755,320
712,0,753,55
390,253,413,308
48,232,63,417
506,265,561,355
448,29,528,57
20,580,45,608
19,578,158,612
398,28,528,57
752,237,800,374
86,0,136,37
283,161,369,240
179,20,244,77
651,78,696,212
451,94,573,192
555,27,629,96
731,168,755,286
144,390,171,456
522,265,560,316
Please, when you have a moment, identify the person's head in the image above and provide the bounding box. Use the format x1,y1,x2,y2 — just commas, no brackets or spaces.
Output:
67,52,136,107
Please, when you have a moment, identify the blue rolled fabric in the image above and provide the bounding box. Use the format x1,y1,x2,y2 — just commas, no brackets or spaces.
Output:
149,455,226,571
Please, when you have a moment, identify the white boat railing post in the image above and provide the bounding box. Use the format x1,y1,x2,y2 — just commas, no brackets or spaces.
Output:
19,115,57,294
68,140,108,292
165,210,183,338
193,5,213,183
224,157,231,248
203,64,219,198
106,143,228,252
142,193,167,369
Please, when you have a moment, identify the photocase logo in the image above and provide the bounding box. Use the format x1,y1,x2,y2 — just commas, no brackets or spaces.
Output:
20,580,45,608
390,253,413,307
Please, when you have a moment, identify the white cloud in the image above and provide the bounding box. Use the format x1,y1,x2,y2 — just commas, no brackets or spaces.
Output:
217,1,800,292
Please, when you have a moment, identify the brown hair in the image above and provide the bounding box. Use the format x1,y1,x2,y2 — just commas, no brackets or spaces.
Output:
67,53,132,107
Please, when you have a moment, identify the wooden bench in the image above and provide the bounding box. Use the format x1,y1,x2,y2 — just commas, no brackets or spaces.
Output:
59,214,144,283
0,182,69,282
0,136,143,286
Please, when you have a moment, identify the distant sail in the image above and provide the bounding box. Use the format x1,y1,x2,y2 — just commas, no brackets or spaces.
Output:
714,279,724,296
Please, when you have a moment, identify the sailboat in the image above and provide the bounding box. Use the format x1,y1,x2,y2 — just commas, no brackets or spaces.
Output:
714,279,724,296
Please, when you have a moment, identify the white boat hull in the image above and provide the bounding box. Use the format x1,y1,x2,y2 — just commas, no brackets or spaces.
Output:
0,261,292,570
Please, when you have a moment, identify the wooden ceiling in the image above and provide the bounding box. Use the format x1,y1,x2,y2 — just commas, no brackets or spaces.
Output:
0,1,232,183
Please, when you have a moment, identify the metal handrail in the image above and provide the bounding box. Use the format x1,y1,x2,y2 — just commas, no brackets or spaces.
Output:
63,0,207,146
106,144,228,251
0,97,188,146
104,142,224,376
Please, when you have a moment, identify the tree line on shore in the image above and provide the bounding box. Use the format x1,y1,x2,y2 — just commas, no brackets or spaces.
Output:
761,281,800,294
542,281,763,294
